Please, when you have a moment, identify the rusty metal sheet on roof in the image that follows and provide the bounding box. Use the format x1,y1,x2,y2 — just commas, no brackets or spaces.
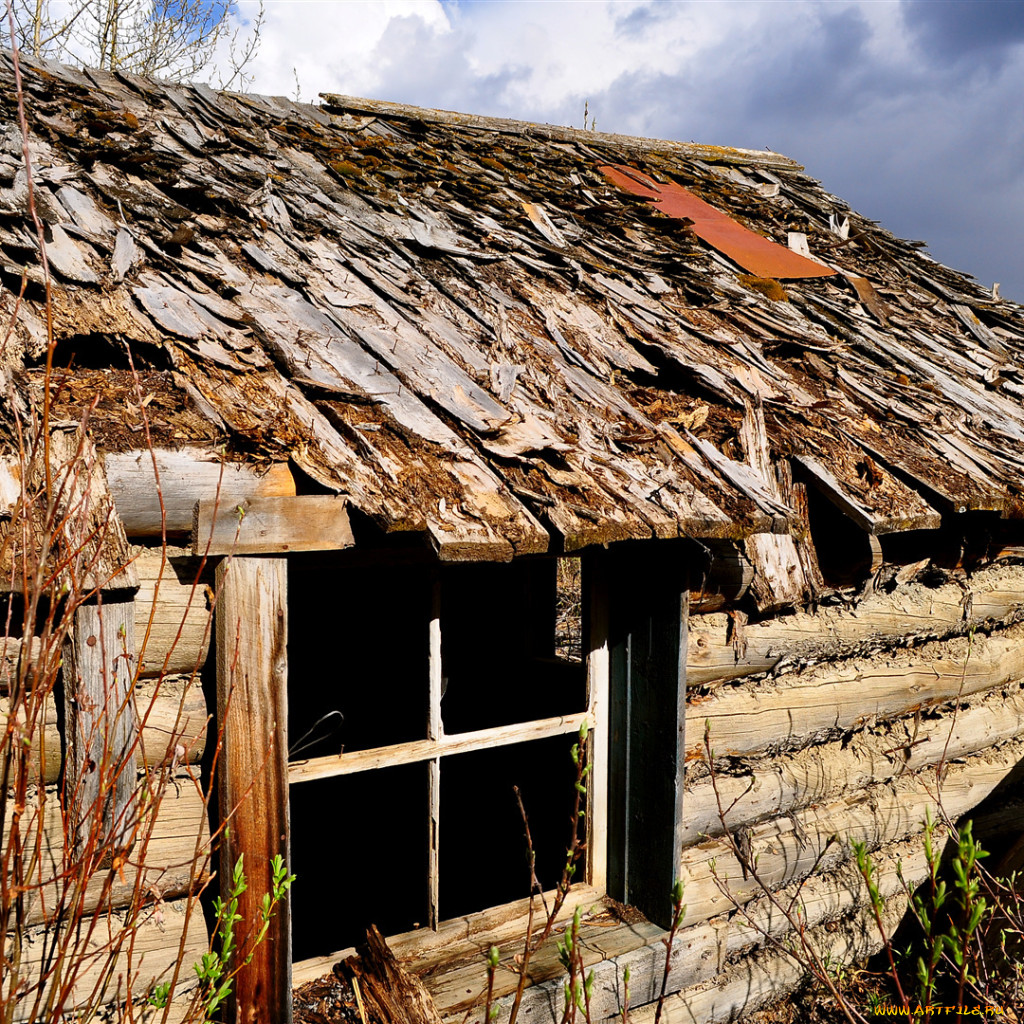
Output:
600,164,836,281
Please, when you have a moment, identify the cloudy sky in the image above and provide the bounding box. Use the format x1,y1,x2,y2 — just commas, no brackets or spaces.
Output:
219,0,1024,301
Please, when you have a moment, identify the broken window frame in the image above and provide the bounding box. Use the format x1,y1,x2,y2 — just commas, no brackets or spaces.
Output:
286,553,610,942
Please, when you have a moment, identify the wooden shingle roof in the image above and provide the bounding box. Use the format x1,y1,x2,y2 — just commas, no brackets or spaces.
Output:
3,52,1023,561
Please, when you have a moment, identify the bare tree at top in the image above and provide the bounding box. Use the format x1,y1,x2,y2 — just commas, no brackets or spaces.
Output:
9,0,264,87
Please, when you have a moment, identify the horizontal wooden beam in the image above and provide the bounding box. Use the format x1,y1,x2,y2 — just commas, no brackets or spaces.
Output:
288,712,589,784
105,449,295,538
319,94,804,170
193,495,353,556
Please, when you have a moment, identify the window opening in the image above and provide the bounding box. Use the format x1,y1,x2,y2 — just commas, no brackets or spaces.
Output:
287,556,431,758
288,554,598,966
439,736,577,920
440,560,586,734
555,556,582,663
289,765,430,960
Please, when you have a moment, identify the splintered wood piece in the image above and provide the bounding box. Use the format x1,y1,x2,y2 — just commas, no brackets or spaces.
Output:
193,495,354,555
62,596,138,862
739,401,815,612
340,925,445,1024
216,557,291,1024
792,453,941,534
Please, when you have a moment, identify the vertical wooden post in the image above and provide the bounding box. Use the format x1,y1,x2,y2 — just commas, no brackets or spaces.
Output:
63,595,138,863
216,557,291,1024
427,577,442,930
583,552,610,892
606,543,688,929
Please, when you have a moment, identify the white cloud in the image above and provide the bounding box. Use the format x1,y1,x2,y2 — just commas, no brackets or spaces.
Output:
227,0,451,100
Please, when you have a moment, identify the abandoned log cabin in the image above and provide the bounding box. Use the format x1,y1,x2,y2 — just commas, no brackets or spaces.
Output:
3,49,1024,1024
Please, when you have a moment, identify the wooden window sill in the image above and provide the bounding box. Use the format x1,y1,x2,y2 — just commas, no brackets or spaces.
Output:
292,885,662,1021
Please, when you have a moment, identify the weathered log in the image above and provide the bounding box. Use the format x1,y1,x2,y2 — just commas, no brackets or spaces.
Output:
688,620,1024,760
133,545,212,678
2,546,212,691
688,562,1024,687
8,894,208,1022
682,680,1024,845
104,448,296,538
677,734,1024,929
1,427,138,593
1,679,207,784
688,542,753,614
3,776,209,927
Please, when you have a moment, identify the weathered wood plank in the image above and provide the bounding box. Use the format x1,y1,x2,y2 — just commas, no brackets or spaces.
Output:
193,495,353,556
105,449,296,538
687,562,1024,687
62,597,138,861
288,712,588,783
216,556,291,1024
292,885,605,990
689,619,1024,760
420,898,632,1018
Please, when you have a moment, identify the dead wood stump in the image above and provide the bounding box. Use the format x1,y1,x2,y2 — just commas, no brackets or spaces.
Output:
336,926,444,1024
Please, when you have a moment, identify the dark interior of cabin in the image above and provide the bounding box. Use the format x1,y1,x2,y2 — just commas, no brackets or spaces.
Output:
287,552,585,958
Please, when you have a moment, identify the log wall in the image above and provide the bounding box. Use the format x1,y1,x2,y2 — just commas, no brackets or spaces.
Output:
652,558,1024,1023
2,541,215,1020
